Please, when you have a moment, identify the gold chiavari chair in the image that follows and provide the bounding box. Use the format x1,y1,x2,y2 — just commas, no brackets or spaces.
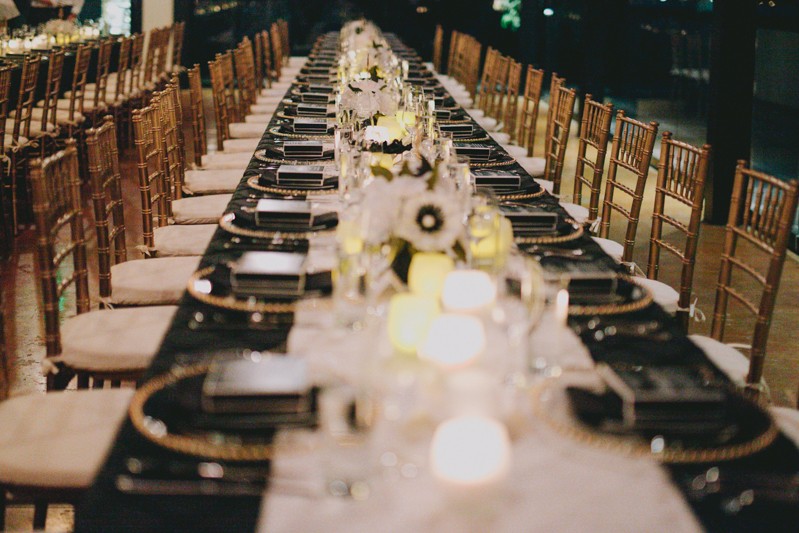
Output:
207,58,259,154
261,29,277,88
477,53,510,132
155,85,232,218
571,95,614,224
129,32,146,98
636,134,710,328
0,66,12,258
132,104,216,257
87,116,200,307
31,140,178,390
595,111,660,264
542,73,564,161
186,64,256,179
155,25,172,82
84,38,115,118
254,32,266,94
5,54,41,233
170,21,186,75
502,66,544,161
0,277,133,530
234,39,267,119
690,162,798,397
270,22,284,80
492,58,522,144
216,51,271,140
27,48,64,148
57,43,92,135
539,84,577,196
446,30,460,77
468,47,498,114
432,24,444,73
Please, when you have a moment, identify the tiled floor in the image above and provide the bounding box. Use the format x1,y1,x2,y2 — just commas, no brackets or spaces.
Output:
2,88,798,531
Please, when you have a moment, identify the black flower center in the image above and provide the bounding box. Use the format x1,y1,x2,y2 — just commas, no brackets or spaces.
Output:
416,204,444,234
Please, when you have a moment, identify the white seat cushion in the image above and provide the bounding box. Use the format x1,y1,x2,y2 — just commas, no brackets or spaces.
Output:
110,256,201,305
230,122,267,139
32,106,85,123
289,56,307,67
258,94,286,104
772,407,799,445
0,389,133,488
4,133,29,149
634,277,679,315
454,95,474,107
535,179,554,193
153,224,217,256
249,104,277,115
199,152,253,171
172,194,231,225
560,202,590,225
689,334,751,386
58,306,178,373
518,156,546,177
184,168,244,194
466,108,485,119
492,131,511,144
6,118,57,136
503,144,530,160
222,138,260,153
244,113,273,124
592,237,624,262
476,116,499,132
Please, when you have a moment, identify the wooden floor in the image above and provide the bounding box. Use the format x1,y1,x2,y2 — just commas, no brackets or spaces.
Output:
1,88,797,530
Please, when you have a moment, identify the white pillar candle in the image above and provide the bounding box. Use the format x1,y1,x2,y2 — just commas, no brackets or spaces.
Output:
441,270,497,314
408,252,454,297
419,314,485,370
387,293,440,354
554,287,569,326
430,415,511,490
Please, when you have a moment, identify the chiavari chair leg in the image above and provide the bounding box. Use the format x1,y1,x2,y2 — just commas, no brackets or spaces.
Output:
92,378,105,389
32,501,47,529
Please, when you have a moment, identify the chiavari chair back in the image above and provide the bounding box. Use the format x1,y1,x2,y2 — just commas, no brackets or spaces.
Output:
433,24,444,72
86,116,126,303
90,38,114,112
0,66,11,257
572,95,614,223
501,58,522,141
475,47,497,112
446,30,459,76
11,54,41,142
278,19,290,64
463,37,482,98
142,28,159,88
154,85,185,200
217,51,241,123
449,32,467,85
597,111,659,263
234,39,257,112
270,23,284,79
646,133,710,329
113,36,133,104
541,84,576,195
517,66,544,157
187,64,207,167
37,47,65,136
155,26,172,80
171,21,185,73
487,54,510,121
254,32,265,93
543,73,564,161
129,32,146,94
132,104,171,250
208,58,231,152
260,30,275,87
30,141,90,360
67,44,93,122
710,163,798,386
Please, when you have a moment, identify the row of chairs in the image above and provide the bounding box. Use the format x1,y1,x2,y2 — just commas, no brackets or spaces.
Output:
0,22,186,257
0,18,298,528
432,25,799,396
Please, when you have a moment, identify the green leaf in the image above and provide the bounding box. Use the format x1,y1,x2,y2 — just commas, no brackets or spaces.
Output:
371,165,394,181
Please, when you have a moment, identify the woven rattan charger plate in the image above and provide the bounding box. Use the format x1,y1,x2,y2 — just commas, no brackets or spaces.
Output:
246,175,339,197
219,212,335,240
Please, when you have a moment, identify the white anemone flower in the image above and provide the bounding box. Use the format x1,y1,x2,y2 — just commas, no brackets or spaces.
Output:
396,192,463,252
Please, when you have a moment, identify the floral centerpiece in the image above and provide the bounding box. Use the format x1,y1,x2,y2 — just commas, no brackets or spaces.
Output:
361,155,467,280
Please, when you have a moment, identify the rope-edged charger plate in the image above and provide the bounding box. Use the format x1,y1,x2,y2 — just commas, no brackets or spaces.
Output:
219,212,336,240
129,365,317,461
246,175,339,197
567,275,654,316
187,264,332,314
253,148,336,166
529,371,778,464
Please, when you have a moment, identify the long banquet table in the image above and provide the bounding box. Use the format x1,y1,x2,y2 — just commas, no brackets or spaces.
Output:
76,31,799,533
